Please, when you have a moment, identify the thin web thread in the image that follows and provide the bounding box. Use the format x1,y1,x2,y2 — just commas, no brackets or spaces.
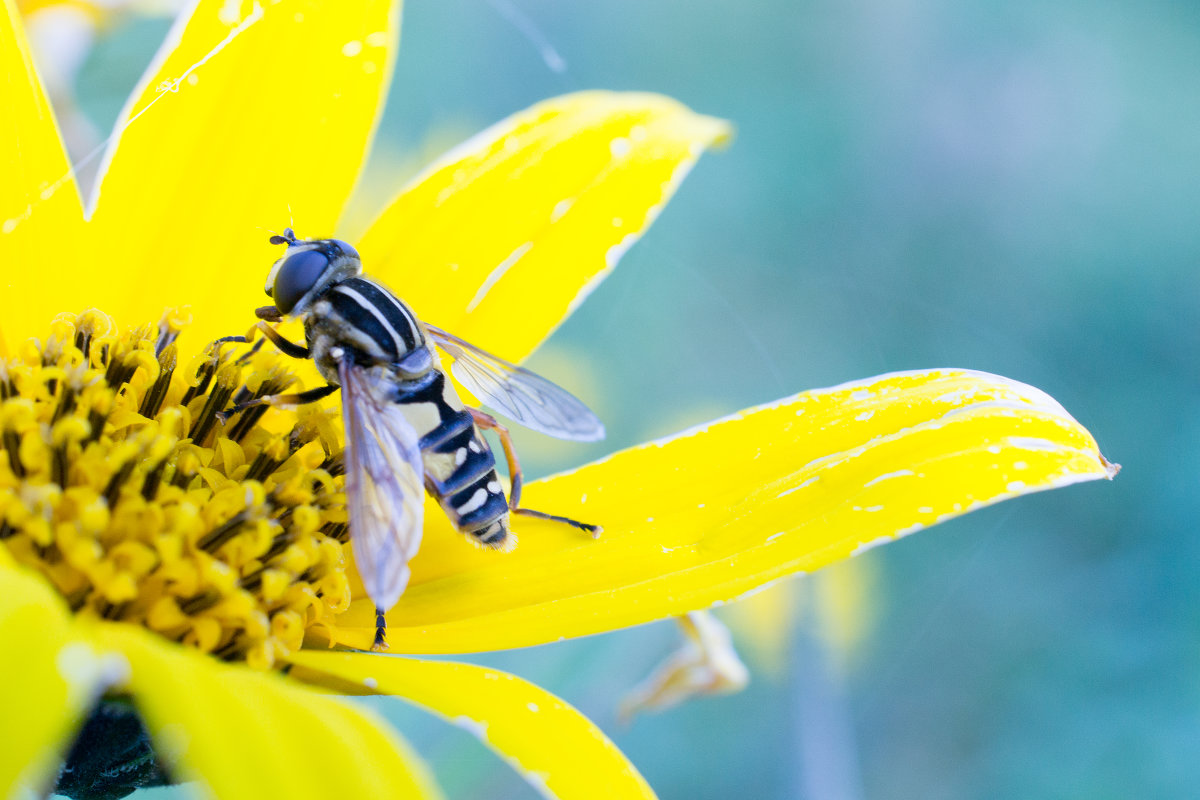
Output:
483,0,568,75
5,2,264,234
10,0,572,235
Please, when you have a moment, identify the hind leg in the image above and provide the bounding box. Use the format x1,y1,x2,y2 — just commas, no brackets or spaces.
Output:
468,408,602,537
373,607,389,652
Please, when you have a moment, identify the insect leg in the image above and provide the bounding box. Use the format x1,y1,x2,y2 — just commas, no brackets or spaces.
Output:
235,336,267,364
468,408,602,537
255,321,310,359
218,382,339,420
373,607,388,652
468,409,524,503
216,320,309,358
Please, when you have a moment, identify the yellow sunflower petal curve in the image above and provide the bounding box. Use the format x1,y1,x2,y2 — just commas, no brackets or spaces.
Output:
0,565,123,798
288,651,655,800
89,623,441,799
357,91,731,363
84,0,399,345
331,369,1116,652
0,0,85,354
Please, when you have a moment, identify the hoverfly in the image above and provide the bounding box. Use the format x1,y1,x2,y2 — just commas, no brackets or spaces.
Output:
224,229,604,649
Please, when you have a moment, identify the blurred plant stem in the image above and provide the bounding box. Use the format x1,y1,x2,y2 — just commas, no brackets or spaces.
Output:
790,580,865,800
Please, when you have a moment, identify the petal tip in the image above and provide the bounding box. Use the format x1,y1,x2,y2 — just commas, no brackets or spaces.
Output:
702,115,736,149
1101,454,1121,479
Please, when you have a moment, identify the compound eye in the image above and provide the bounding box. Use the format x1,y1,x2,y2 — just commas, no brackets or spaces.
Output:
273,249,330,313
330,239,360,261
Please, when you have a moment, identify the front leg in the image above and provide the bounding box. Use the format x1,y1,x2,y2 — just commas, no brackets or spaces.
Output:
213,319,309,359
218,382,340,421
256,321,310,360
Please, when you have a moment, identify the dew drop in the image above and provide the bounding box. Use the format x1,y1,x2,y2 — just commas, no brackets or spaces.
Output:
610,137,631,157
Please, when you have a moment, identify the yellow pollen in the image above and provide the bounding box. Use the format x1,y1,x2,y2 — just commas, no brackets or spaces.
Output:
0,310,351,669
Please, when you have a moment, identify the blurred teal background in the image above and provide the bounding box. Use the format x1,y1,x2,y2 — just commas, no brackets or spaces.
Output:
51,0,1199,797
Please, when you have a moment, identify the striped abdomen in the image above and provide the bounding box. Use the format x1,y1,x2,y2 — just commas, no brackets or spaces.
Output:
394,360,512,550
311,275,512,547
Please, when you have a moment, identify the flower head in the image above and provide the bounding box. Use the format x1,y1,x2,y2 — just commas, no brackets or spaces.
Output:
2,310,355,671
1,0,1116,798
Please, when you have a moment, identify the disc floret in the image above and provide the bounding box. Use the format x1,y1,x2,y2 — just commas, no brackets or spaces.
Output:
0,311,352,669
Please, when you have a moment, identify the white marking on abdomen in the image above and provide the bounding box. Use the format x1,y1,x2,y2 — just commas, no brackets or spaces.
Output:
457,488,489,515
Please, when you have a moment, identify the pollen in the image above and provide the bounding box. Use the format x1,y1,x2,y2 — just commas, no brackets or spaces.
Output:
0,310,351,670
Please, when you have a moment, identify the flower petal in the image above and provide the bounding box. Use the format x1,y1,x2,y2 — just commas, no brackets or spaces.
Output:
85,0,398,345
90,623,441,799
0,565,116,798
332,369,1116,652
0,0,85,354
288,651,655,800
358,91,731,362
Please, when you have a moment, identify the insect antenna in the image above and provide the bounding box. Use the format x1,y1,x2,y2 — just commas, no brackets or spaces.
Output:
268,228,298,246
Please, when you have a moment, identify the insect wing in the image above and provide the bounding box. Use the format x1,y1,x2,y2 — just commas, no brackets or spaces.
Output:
425,323,605,442
339,360,426,610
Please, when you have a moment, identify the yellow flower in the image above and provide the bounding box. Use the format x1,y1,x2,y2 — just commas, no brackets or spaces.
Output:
1,0,1118,798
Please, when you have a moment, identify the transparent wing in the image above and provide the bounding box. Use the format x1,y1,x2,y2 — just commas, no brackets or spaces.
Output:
339,360,426,611
425,323,605,442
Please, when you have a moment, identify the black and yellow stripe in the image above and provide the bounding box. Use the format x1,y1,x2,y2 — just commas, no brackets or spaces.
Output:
313,274,512,548
402,370,511,548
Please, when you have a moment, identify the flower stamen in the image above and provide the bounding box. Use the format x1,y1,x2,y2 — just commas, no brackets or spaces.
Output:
0,311,353,669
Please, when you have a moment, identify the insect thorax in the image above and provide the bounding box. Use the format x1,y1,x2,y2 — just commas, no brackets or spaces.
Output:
300,274,515,550
304,277,428,383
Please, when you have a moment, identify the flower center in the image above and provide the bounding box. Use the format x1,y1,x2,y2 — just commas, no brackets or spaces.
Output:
0,310,351,669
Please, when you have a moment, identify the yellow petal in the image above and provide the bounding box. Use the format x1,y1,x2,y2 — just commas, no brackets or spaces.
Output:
358,91,731,362
288,651,655,800
333,369,1115,652
0,0,85,353
90,623,441,799
85,0,399,345
0,565,121,798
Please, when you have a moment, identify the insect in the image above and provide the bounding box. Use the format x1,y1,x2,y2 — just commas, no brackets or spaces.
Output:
225,228,604,649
